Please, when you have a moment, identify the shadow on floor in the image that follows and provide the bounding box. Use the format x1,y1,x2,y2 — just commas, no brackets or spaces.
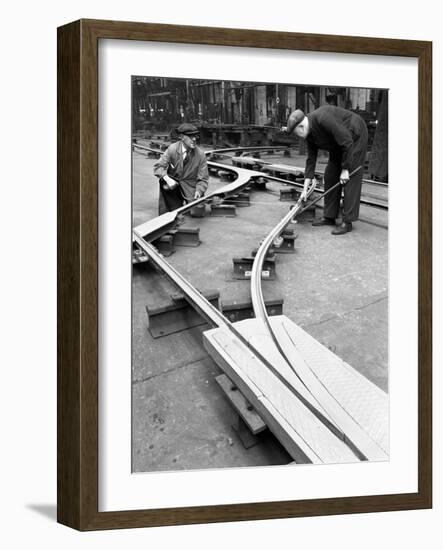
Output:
26,504,57,522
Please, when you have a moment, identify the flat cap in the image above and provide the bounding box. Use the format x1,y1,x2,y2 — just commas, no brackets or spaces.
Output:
176,123,199,135
286,109,305,133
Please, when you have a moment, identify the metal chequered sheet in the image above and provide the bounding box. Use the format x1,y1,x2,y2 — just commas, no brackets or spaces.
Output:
205,327,359,464
271,316,389,454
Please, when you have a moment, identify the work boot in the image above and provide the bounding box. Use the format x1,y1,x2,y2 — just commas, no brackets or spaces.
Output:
331,222,352,235
312,217,335,227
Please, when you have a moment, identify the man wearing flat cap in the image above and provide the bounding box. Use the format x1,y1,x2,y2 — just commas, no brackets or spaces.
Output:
153,123,209,214
285,105,368,235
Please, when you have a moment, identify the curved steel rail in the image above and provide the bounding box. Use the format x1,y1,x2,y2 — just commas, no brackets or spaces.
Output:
250,166,362,329
136,141,387,188
134,142,387,208
250,168,388,461
250,184,317,377
133,161,265,241
132,232,346,445
205,145,388,211
133,163,385,459
208,146,388,188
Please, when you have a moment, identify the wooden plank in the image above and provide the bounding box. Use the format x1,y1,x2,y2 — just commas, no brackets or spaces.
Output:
271,316,389,453
205,329,320,463
215,374,267,435
203,326,359,464
237,316,388,461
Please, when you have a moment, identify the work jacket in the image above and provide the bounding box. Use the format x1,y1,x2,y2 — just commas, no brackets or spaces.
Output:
153,141,209,201
305,105,367,179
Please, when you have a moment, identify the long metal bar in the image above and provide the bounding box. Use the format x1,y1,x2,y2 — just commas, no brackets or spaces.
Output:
133,162,267,241
249,167,388,460
250,185,317,368
265,164,387,188
136,142,387,188
132,143,161,154
242,170,388,210
132,142,386,457
133,143,387,208
206,146,291,155
297,166,362,215
133,233,350,448
133,236,229,329
210,148,388,187
250,167,361,342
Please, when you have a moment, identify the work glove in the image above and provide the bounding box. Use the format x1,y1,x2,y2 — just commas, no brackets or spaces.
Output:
162,174,178,190
194,190,203,200
340,169,350,186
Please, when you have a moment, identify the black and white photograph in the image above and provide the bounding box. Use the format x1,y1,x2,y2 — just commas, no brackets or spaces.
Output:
2,0,438,542
131,76,389,473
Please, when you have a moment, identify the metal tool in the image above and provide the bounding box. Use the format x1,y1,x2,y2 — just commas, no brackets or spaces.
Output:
297,165,362,216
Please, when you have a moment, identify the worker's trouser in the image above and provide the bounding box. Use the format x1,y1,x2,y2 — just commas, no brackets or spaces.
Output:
323,126,368,223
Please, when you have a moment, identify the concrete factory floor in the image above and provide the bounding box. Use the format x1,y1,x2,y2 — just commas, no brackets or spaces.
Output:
131,147,388,473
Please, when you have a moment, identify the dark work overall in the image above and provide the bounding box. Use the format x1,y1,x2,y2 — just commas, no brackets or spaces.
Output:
158,151,192,215
305,106,368,223
158,178,185,215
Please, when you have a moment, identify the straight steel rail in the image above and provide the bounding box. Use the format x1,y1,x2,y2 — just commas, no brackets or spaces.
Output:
213,148,388,187
245,171,388,210
132,232,353,453
207,150,387,208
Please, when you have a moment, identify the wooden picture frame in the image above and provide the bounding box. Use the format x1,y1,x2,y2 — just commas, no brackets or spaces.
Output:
57,18,432,530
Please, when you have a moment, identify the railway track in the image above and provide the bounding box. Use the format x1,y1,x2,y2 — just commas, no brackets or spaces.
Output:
133,232,371,464
133,160,266,241
133,154,388,462
214,150,388,209
249,179,388,462
133,140,388,210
